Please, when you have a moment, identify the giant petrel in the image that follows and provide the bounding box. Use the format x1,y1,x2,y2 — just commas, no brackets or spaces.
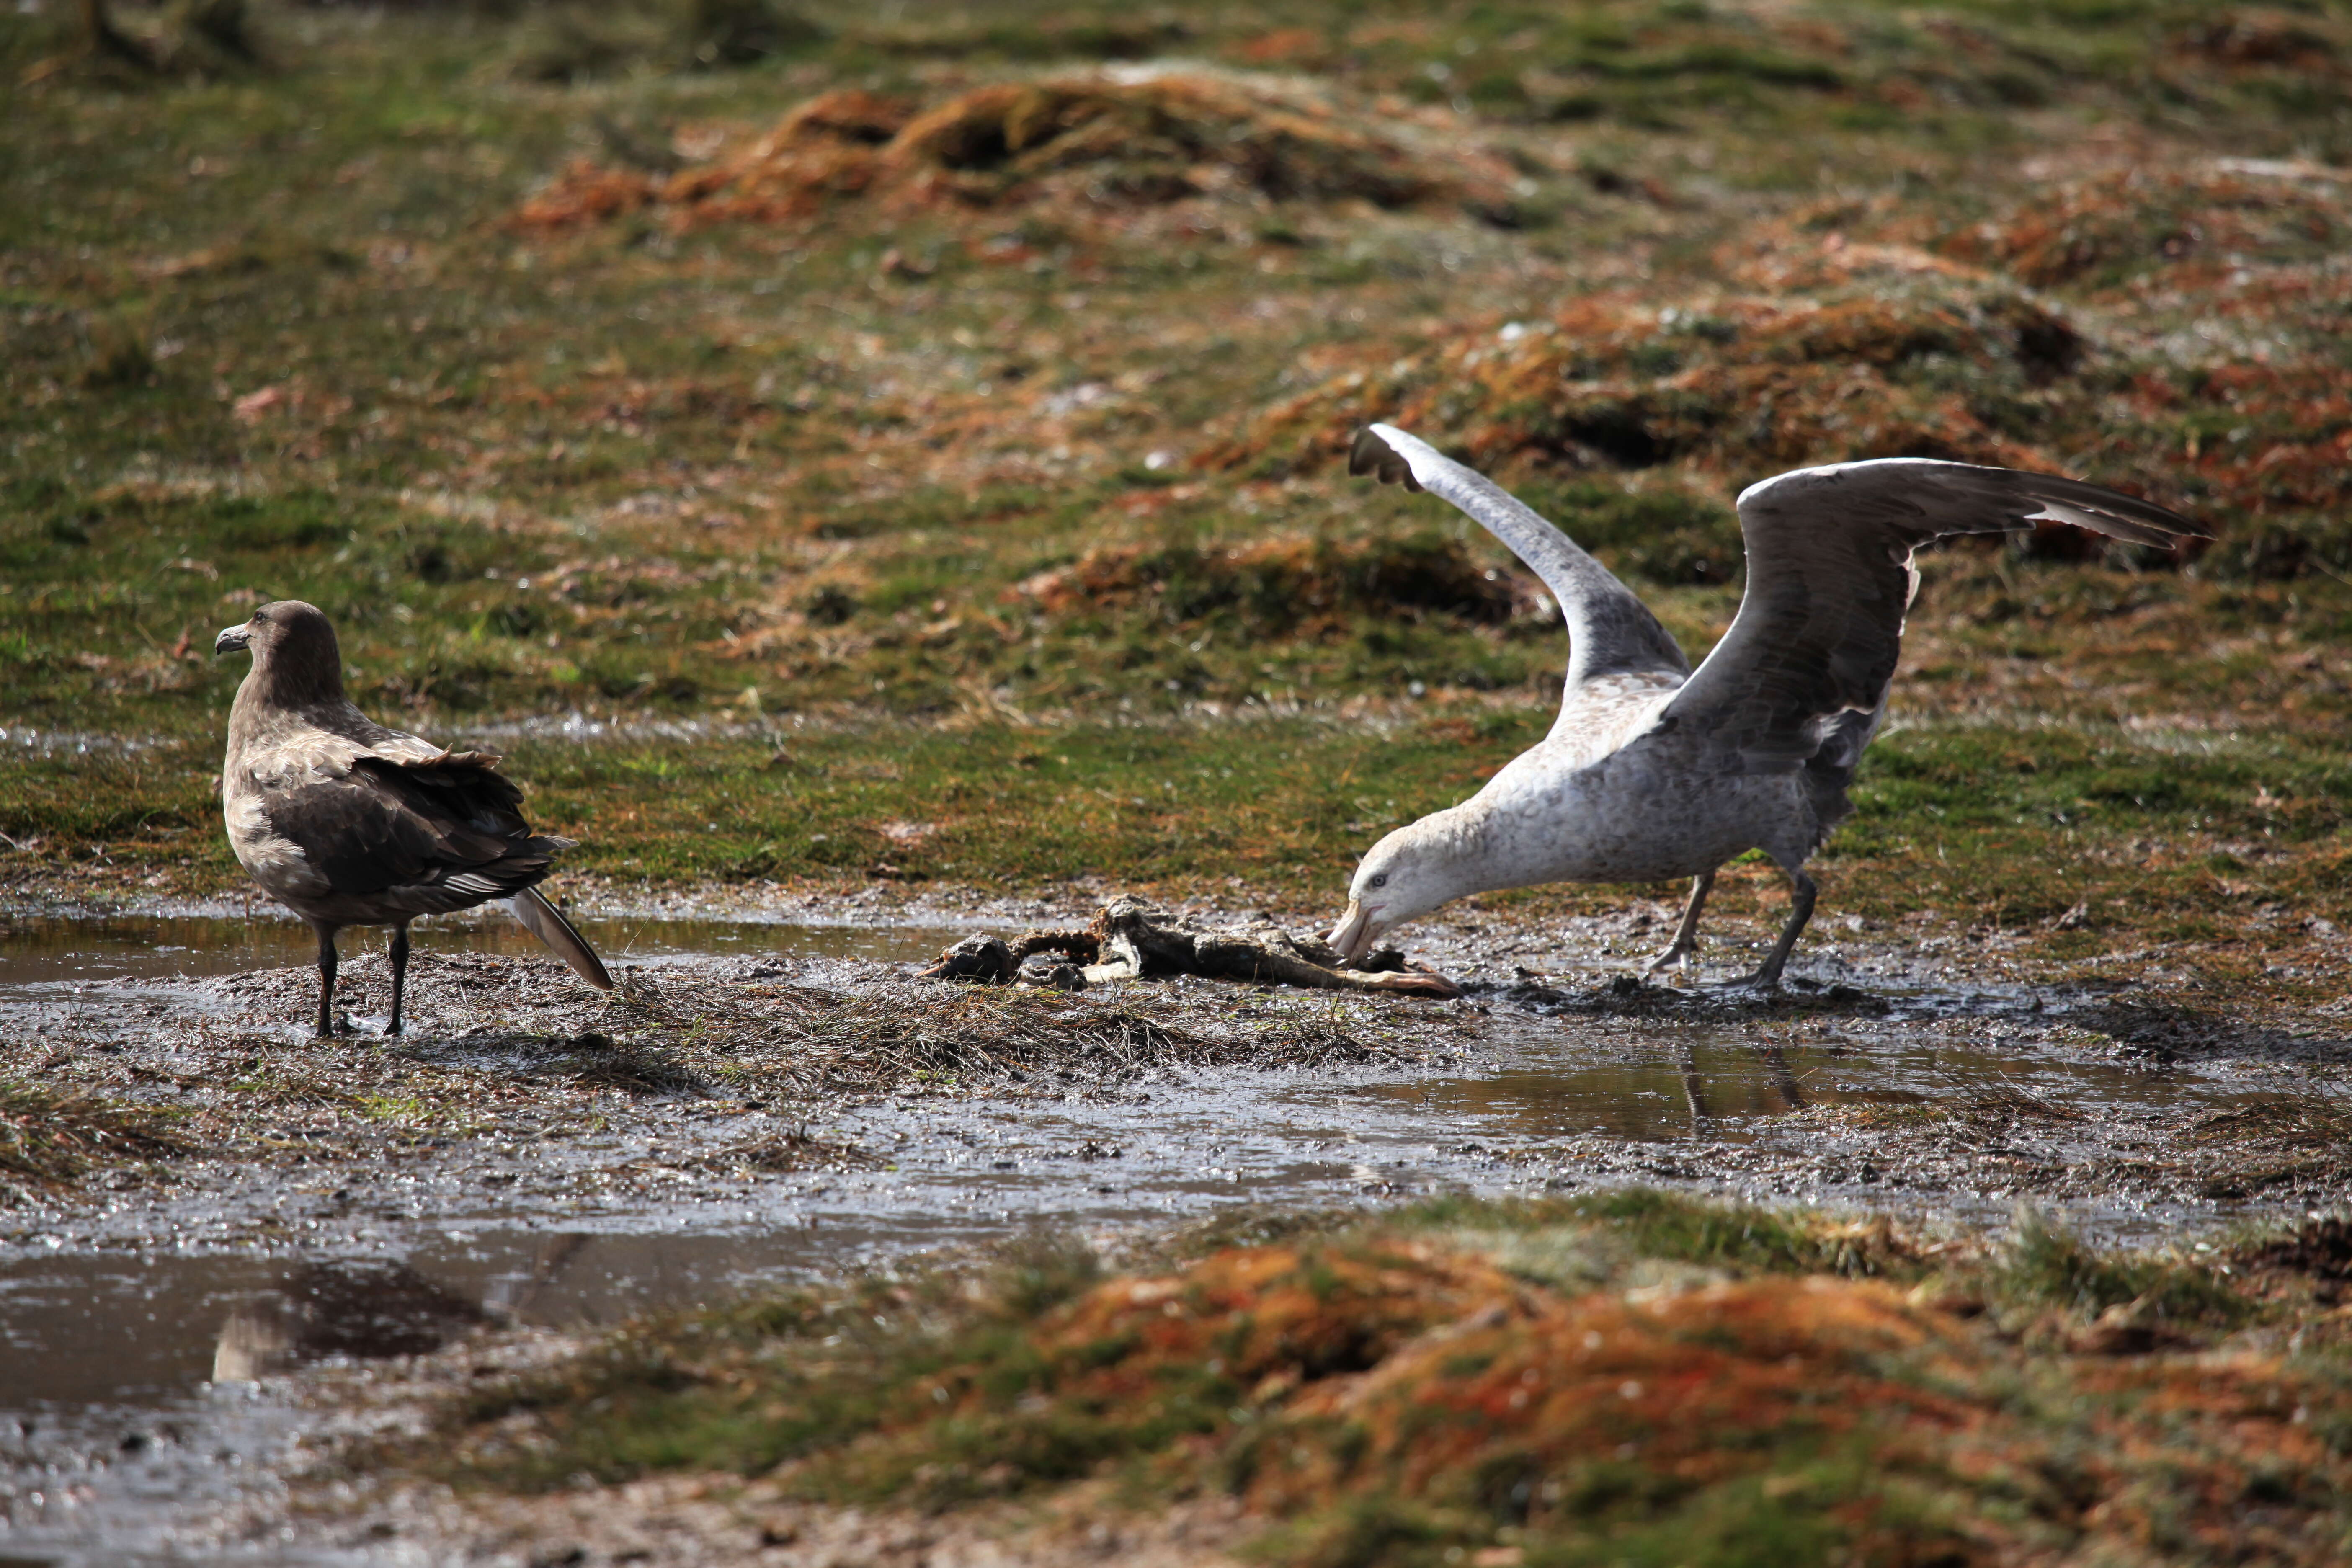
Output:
1327,425,2208,988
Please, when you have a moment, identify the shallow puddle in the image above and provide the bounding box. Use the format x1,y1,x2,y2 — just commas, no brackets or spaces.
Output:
0,911,964,989
1,1227,930,1411
0,911,2326,1565
0,912,969,1047
1346,1021,2235,1144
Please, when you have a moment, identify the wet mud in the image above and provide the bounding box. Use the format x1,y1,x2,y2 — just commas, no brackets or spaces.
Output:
2,901,2348,1563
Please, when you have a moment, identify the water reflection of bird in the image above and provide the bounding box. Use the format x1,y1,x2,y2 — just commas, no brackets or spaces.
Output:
212,1261,482,1383
1328,425,2207,987
215,600,611,1037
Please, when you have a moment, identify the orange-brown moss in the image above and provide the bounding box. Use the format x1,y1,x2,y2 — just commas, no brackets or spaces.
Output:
1034,1239,1511,1398
1204,160,2352,583
517,72,1511,232
1939,168,2346,289
888,1237,2351,1564
1245,1274,1961,1506
444,1209,2352,1567
1206,284,2082,488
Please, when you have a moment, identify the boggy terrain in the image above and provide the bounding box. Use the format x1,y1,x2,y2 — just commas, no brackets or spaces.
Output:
7,894,2352,1232
6,0,2352,1560
6,893,2352,1565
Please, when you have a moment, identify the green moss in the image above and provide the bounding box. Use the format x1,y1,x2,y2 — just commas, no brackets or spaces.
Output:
417,1193,2352,1565
1995,1207,2253,1328
1403,1189,1921,1282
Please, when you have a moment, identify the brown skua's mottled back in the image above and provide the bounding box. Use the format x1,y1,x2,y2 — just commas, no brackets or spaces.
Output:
214,600,611,1037
1331,425,2209,988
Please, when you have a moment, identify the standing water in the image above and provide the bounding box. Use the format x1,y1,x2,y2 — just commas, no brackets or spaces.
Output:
0,910,2318,1564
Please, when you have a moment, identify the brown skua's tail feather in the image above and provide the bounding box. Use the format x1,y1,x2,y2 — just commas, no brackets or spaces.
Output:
508,887,614,991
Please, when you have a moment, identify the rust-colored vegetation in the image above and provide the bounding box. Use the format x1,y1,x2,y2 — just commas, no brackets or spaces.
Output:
1206,157,2352,583
518,72,1516,231
436,1194,2352,1566
1937,167,2347,289
1205,281,2073,483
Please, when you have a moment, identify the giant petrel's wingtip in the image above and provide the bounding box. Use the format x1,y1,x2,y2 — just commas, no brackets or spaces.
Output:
1348,426,1422,492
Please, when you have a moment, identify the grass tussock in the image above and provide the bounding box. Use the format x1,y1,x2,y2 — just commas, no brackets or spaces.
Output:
1992,1205,2253,1334
426,1193,2352,1566
1214,277,2082,475
516,71,1512,229
1942,165,2348,290
1213,160,2352,583
0,1079,190,1201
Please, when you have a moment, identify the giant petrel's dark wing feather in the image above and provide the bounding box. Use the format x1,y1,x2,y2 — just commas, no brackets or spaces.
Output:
1658,459,2205,784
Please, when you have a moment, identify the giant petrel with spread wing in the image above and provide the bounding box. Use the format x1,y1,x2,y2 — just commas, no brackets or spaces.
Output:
215,600,611,1036
1327,425,2208,988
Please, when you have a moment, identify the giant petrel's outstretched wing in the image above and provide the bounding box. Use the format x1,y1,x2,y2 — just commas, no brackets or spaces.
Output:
1349,424,1692,694
1656,459,2204,787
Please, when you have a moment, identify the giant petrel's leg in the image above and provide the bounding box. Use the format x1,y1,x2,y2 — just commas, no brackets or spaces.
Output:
1643,869,1716,980
1728,866,1817,991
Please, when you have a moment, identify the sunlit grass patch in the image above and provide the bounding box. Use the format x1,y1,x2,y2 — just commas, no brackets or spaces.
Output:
1401,1188,1925,1282
7,707,2349,990
1991,1205,2253,1332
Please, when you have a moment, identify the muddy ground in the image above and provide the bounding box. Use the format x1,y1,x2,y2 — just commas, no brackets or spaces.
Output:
9,892,2350,1235
4,890,2349,1562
